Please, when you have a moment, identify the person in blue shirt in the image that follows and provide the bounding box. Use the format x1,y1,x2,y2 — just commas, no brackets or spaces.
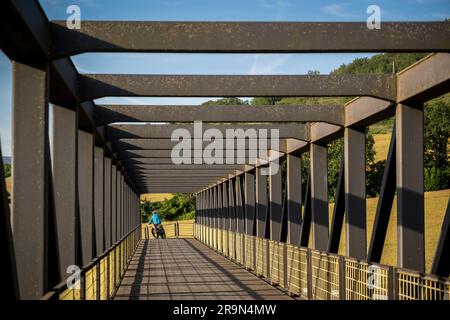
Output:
148,211,165,238
149,210,162,226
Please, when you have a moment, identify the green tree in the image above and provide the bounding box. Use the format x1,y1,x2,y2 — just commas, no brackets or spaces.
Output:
250,97,282,105
4,164,11,178
424,95,450,169
141,193,196,222
202,97,248,106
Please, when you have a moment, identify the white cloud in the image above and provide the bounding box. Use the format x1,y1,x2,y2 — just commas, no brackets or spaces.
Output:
248,54,290,75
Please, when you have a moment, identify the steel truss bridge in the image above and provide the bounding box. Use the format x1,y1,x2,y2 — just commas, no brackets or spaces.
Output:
0,0,449,300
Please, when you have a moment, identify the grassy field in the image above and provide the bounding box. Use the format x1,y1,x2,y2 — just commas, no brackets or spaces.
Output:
5,176,11,193
373,133,391,162
328,189,450,273
140,193,173,202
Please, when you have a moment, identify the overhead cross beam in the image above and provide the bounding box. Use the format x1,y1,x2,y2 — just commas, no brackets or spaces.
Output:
50,21,450,58
105,123,309,141
81,74,396,101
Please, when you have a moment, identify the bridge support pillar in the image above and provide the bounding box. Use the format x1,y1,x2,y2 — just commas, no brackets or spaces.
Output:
12,61,50,299
94,146,104,255
396,103,425,272
344,128,367,260
269,162,282,241
310,143,329,251
51,104,77,281
104,157,112,248
256,167,268,239
244,171,256,236
111,164,117,244
78,129,94,265
287,154,302,246
236,176,245,234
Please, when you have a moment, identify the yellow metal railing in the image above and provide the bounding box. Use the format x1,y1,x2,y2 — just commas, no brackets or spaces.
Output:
235,233,244,265
344,258,390,300
44,225,141,300
222,230,228,256
142,220,195,240
269,241,286,287
310,250,340,300
229,231,235,260
193,224,450,300
256,237,268,278
397,269,450,300
244,235,255,270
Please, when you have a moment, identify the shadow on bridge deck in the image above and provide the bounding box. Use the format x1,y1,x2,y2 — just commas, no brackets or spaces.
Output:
114,239,293,300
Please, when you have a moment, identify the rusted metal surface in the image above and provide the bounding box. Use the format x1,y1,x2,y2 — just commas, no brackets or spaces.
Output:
397,53,450,104
112,138,288,152
345,97,395,128
96,103,345,125
81,74,396,101
51,21,450,58
106,123,308,141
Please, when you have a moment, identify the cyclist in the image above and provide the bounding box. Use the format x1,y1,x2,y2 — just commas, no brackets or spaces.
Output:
148,210,164,238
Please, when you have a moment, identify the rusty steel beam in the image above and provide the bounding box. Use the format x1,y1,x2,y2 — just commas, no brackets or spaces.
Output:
397,53,450,104
0,1,49,67
310,122,343,144
345,97,395,128
106,123,308,141
81,74,396,101
111,138,288,152
132,164,246,170
96,104,344,126
50,21,450,58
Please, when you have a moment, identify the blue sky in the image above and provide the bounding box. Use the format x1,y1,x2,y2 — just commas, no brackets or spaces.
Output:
1,0,449,156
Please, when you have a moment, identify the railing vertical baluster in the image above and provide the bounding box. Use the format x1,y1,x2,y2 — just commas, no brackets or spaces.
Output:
307,248,313,300
339,256,346,300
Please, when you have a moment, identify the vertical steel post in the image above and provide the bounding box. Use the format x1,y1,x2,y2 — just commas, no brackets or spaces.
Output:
287,154,302,246
396,103,425,272
51,104,77,280
111,164,117,244
78,129,94,265
344,128,367,259
94,146,104,255
244,171,256,236
367,126,396,263
104,156,111,249
12,61,49,299
218,183,223,230
228,179,236,232
269,162,282,241
256,167,268,238
310,143,329,251
222,182,229,230
117,170,122,239
236,175,245,233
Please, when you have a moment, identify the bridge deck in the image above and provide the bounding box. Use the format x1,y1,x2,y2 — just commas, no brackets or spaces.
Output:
114,239,293,300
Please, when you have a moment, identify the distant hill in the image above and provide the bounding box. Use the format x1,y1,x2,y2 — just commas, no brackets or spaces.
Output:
3,157,11,164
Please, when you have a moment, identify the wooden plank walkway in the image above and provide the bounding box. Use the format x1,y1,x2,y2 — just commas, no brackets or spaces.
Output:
114,239,293,300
